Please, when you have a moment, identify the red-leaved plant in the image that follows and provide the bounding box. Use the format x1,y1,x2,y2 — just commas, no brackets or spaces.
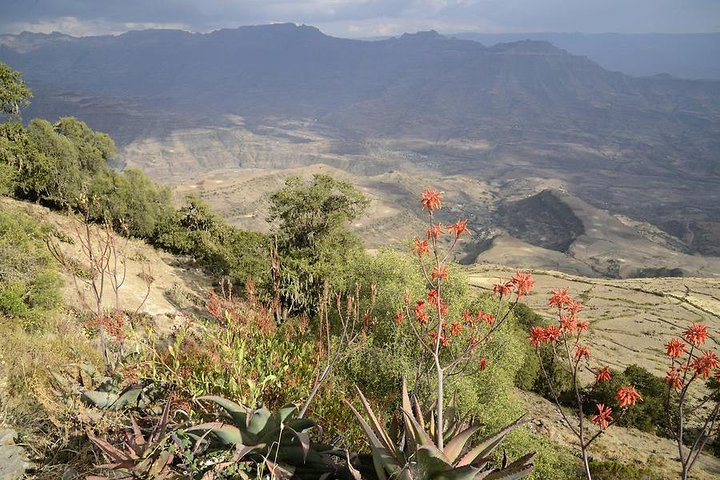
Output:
531,289,642,479
663,322,720,480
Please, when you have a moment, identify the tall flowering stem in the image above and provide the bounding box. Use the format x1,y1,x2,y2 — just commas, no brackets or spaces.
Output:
531,289,642,480
663,323,720,480
401,188,533,449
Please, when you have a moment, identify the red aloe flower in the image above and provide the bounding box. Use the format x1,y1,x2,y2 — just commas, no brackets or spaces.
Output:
450,321,462,336
530,326,547,347
576,320,589,333
595,365,612,384
511,272,535,298
426,223,444,241
574,344,590,362
665,367,682,390
544,325,562,342
448,219,469,237
479,357,487,371
559,315,577,333
462,309,474,324
421,188,443,212
414,300,428,324
411,238,429,256
492,279,513,297
565,300,584,318
683,323,709,347
616,386,643,407
549,288,572,309
394,311,404,326
691,351,720,379
478,311,495,326
592,404,613,429
432,266,449,281
665,337,686,358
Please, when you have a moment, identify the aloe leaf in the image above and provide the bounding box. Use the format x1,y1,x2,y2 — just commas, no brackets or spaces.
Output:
354,386,398,456
400,407,436,451
416,445,453,476
344,399,402,479
278,404,299,423
287,418,316,432
198,395,248,426
444,424,481,464
114,387,145,410
247,406,272,435
186,422,244,446
400,378,417,453
456,416,525,467
81,390,118,409
148,451,173,476
435,465,483,480
87,433,131,462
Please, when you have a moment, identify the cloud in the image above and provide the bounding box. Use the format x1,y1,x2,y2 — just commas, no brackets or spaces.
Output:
0,0,718,37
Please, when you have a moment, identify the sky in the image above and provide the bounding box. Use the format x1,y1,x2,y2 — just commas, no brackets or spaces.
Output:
0,0,718,38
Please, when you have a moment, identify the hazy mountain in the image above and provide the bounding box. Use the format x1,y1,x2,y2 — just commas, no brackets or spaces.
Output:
1,24,719,259
451,32,720,80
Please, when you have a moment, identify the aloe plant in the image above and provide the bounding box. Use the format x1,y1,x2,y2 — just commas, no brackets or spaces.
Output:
87,400,181,480
347,379,535,480
187,396,346,479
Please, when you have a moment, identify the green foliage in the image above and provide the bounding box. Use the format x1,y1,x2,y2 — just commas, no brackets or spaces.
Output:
589,460,667,480
0,62,32,117
0,205,62,328
153,195,269,283
582,364,673,436
269,174,369,315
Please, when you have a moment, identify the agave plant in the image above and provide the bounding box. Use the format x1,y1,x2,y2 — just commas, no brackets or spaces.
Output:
346,379,535,480
186,396,347,479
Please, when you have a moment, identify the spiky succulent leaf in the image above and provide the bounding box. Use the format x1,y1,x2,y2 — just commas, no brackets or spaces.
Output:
186,422,245,446
416,445,453,476
247,406,272,435
457,416,525,467
198,395,248,426
440,424,479,465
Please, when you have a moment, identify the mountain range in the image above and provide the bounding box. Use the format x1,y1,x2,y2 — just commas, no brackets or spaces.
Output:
1,24,719,266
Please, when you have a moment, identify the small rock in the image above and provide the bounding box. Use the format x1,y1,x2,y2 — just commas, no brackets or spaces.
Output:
0,430,17,447
0,444,30,480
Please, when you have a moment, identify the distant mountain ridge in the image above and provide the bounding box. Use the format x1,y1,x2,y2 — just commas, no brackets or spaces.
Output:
1,24,719,259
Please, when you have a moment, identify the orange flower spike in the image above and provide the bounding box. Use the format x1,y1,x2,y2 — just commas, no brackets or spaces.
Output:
462,309,474,324
595,365,612,384
559,315,577,333
414,300,428,324
511,272,535,298
493,279,513,297
421,188,443,212
450,321,462,336
665,338,686,358
529,326,547,348
478,311,495,326
479,357,487,371
592,404,613,429
574,344,590,362
411,238,429,256
666,367,683,390
426,223,444,241
691,351,720,379
683,323,709,347
432,266,449,281
544,325,562,342
576,320,589,333
549,288,572,309
616,386,643,407
428,289,439,305
394,311,404,326
566,300,584,318
448,219,469,237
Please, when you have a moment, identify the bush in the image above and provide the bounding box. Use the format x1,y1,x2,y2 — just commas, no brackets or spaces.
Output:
0,205,62,329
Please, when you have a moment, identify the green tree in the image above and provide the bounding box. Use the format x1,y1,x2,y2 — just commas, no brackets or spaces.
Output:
0,62,32,118
268,174,369,317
